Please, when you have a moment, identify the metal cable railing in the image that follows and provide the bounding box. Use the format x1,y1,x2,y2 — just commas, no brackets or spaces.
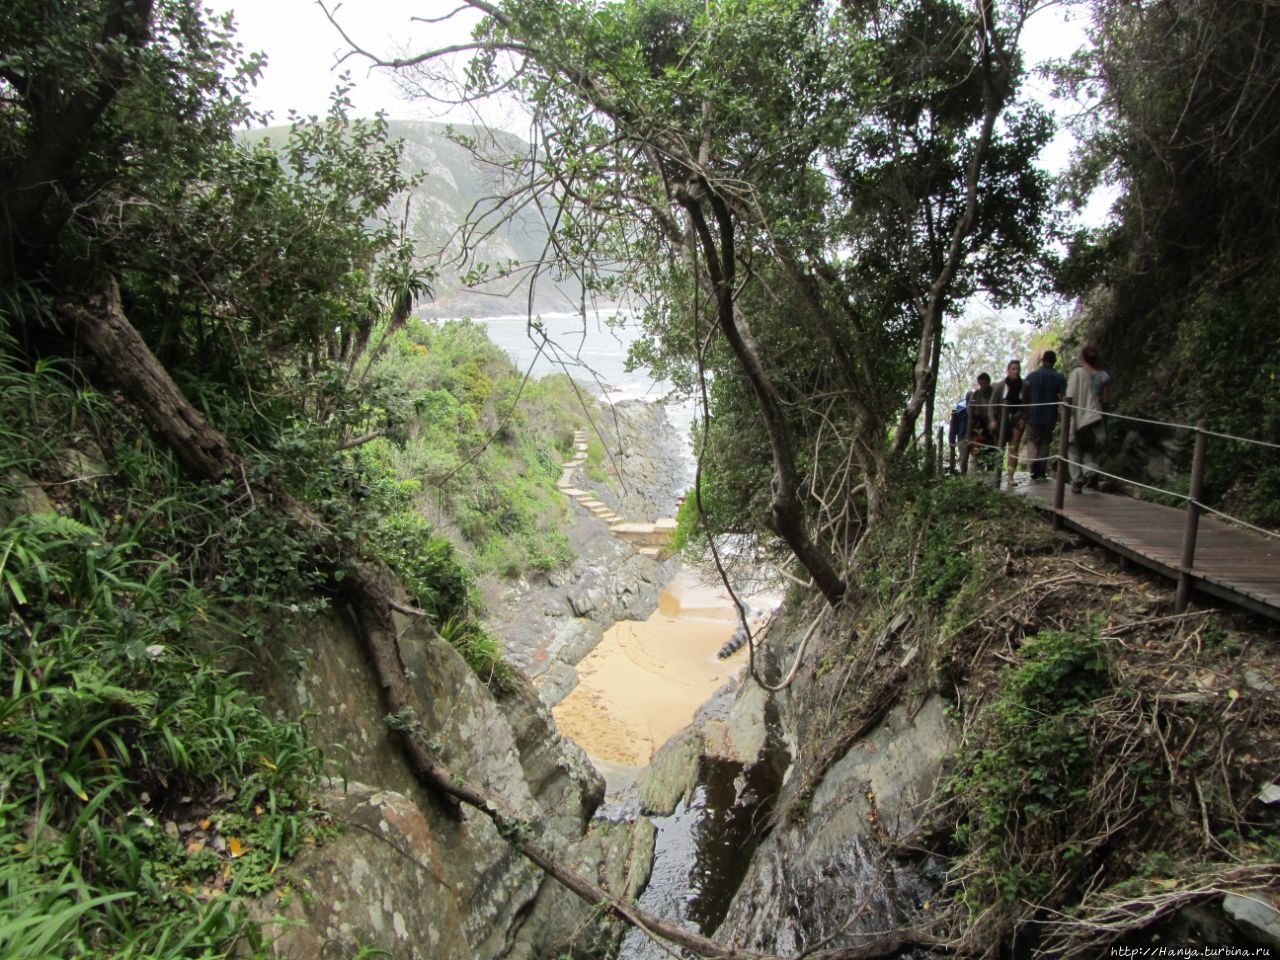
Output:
952,393,1280,611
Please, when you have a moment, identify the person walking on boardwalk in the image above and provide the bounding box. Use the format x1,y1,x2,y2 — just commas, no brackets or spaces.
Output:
1066,344,1111,494
960,372,995,474
990,359,1027,486
1022,350,1068,481
947,397,967,474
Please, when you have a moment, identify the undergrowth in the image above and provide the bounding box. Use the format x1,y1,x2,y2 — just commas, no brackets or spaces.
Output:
372,320,581,579
0,314,588,951
0,510,328,958
943,605,1280,956
785,474,1279,955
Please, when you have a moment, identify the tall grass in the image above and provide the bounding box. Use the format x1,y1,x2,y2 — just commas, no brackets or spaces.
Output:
0,348,323,959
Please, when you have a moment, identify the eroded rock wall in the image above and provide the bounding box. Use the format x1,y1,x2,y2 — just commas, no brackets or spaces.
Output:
714,696,950,953
251,609,644,958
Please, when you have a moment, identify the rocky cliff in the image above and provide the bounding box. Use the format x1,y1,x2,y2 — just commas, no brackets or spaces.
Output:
237,399,690,958
245,607,651,958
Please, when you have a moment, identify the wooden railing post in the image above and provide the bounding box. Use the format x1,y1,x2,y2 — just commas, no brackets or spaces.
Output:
1052,398,1072,528
1175,420,1209,612
995,401,1009,490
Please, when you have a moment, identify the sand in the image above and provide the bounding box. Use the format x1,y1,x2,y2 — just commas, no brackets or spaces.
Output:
552,567,761,767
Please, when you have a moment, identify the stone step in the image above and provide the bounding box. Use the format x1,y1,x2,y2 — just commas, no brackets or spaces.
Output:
637,546,663,559
608,521,675,547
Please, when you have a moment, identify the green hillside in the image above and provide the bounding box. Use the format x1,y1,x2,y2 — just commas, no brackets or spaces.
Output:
242,120,580,317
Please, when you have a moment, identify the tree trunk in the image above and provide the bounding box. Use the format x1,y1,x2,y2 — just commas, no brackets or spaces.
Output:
58,280,235,479
681,188,848,608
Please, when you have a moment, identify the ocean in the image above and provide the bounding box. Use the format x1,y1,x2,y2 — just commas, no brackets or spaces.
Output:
466,311,698,490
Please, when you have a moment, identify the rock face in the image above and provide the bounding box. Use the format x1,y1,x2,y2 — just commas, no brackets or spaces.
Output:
482,400,685,708
250,609,645,958
589,400,689,522
714,696,950,953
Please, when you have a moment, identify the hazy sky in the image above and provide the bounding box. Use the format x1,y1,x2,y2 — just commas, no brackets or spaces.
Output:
204,0,484,124
206,0,1090,159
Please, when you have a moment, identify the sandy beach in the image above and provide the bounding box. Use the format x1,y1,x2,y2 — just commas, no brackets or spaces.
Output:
552,567,765,767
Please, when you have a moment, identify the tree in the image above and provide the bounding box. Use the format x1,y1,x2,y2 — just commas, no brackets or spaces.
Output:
351,0,1054,604
1054,0,1280,524
937,312,1037,410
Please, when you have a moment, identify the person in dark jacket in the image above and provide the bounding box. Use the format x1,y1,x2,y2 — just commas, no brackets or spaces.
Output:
990,359,1026,485
1022,350,1068,481
961,372,995,474
947,398,967,474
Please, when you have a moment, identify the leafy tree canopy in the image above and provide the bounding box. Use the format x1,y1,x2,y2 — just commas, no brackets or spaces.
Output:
1053,0,1280,525
380,0,1057,599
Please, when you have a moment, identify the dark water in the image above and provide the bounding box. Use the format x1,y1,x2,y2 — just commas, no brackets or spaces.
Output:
618,736,788,959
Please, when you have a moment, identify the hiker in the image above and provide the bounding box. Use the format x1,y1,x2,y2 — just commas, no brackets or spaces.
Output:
947,397,967,474
961,372,995,474
1066,344,1111,493
990,359,1026,485
1022,350,1068,481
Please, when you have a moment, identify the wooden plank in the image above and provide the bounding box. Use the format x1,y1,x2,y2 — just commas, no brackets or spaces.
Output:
1011,481,1280,621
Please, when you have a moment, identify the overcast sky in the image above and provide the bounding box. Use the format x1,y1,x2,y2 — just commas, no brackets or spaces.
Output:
206,0,1091,160
204,0,485,125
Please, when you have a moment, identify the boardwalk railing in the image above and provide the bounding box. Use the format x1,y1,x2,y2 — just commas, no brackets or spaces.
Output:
956,396,1280,614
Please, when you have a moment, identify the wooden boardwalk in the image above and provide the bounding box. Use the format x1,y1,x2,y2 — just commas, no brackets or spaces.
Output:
1013,479,1280,621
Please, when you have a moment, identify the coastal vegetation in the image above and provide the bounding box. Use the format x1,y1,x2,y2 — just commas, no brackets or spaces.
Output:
3,0,1278,955
774,479,1279,954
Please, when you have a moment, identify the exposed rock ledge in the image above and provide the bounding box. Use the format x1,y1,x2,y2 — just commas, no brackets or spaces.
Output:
251,605,653,958
482,400,687,707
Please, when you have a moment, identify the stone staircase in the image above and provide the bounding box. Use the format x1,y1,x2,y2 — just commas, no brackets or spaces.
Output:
557,429,677,558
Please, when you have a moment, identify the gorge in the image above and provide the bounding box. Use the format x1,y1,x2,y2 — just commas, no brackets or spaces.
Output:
4,0,1280,956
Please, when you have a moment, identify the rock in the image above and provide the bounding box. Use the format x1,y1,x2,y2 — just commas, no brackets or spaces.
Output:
248,783,473,960
567,586,603,618
1244,668,1275,693
247,610,622,958
1223,892,1280,946
718,626,748,659
702,680,768,764
636,733,703,816
549,618,604,667
715,696,952,952
3,470,54,517
534,661,580,708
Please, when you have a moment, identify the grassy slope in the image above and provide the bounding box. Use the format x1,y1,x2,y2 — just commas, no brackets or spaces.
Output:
0,319,596,957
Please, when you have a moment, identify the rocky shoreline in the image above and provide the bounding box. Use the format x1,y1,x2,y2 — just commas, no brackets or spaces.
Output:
481,399,688,707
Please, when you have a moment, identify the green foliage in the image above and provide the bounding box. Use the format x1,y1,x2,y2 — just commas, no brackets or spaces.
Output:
1054,0,1280,527
437,618,518,694
670,489,702,558
0,510,324,959
371,321,579,579
950,627,1110,907
858,477,1043,613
